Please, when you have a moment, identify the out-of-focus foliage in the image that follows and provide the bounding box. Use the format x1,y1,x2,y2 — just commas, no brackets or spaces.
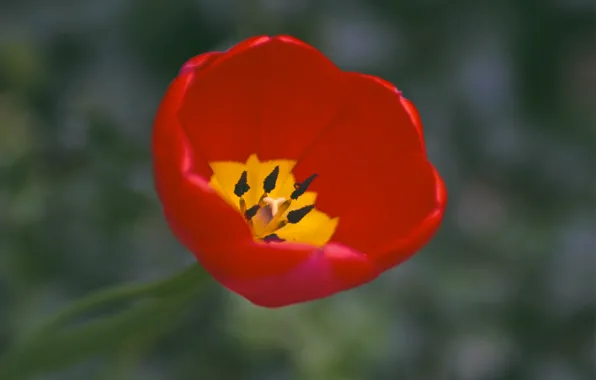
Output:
0,0,594,379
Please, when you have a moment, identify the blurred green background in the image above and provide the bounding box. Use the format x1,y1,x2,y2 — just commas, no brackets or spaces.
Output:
1,0,595,379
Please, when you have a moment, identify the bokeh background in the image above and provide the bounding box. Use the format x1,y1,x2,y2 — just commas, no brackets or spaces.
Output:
1,0,595,379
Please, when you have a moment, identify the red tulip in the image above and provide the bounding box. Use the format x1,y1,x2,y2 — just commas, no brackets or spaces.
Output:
152,35,447,307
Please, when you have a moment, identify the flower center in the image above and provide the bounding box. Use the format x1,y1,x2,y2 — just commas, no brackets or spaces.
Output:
208,154,338,246
235,166,320,242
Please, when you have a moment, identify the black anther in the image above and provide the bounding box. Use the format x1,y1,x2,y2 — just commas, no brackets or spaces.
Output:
290,174,318,199
287,205,315,223
263,166,280,193
244,205,260,220
234,171,250,197
263,234,285,243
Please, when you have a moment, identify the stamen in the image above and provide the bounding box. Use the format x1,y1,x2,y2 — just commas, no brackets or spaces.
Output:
257,193,267,205
234,171,250,197
228,164,322,242
287,205,315,223
263,234,285,243
244,205,260,220
290,174,318,200
263,166,280,193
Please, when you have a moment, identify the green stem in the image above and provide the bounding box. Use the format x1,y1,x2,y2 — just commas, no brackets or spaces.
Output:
34,264,203,336
0,266,206,379
96,288,198,380
95,283,201,380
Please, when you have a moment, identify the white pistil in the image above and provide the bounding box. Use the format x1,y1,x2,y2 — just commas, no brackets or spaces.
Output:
262,196,287,216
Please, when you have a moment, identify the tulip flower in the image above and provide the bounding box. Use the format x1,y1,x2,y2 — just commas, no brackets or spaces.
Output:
152,35,447,307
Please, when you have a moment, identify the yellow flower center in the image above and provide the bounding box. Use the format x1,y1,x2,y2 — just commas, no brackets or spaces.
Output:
208,154,338,246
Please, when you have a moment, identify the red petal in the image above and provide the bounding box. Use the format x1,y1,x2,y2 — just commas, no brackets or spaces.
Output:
178,51,222,75
154,69,312,281
153,71,211,181
400,96,425,152
153,49,224,181
222,243,379,307
368,167,447,270
355,74,425,150
155,83,380,303
177,36,272,163
161,173,315,281
254,36,347,160
178,36,346,163
155,59,378,291
292,72,439,257
222,35,271,57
